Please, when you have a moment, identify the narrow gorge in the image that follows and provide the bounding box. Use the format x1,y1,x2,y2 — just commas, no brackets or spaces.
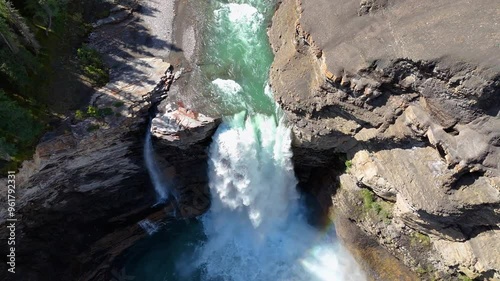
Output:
0,0,498,280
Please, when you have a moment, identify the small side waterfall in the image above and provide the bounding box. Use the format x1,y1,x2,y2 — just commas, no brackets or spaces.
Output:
138,219,160,236
144,123,169,202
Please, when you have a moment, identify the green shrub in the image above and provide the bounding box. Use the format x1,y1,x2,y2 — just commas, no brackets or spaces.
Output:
415,265,436,277
75,109,85,120
86,105,98,117
410,231,431,248
415,266,428,275
378,207,392,223
75,106,114,120
345,159,353,170
360,188,375,210
113,101,124,107
458,274,473,281
360,188,392,223
77,45,109,87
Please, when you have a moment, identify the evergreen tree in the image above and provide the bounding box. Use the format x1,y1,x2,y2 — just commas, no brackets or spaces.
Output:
0,0,40,90
27,0,66,36
0,7,18,53
0,89,42,160
0,0,39,51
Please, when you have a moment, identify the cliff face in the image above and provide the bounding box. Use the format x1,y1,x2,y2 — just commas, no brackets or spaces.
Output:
0,119,154,281
269,0,500,279
0,1,220,279
0,62,219,280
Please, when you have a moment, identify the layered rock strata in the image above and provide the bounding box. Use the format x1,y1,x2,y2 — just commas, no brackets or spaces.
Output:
150,101,220,217
0,64,219,281
269,0,500,279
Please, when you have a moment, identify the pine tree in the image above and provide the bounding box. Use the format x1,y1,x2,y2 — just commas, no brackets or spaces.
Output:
0,10,19,53
0,0,39,52
27,0,66,36
0,0,40,89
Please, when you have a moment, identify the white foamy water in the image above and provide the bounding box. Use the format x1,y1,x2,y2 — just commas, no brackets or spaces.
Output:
215,3,263,28
264,83,274,99
138,219,160,236
144,126,169,201
213,3,264,65
194,112,366,281
212,79,243,95
212,79,247,110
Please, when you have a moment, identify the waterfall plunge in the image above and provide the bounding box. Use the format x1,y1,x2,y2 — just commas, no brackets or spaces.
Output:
193,112,366,281
133,1,367,279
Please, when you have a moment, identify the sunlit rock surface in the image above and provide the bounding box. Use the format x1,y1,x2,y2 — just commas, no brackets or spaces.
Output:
152,102,220,148
149,101,221,217
269,0,500,279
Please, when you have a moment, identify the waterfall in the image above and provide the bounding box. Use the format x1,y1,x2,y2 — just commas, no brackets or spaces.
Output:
128,1,367,280
138,219,160,236
144,124,169,202
194,112,366,281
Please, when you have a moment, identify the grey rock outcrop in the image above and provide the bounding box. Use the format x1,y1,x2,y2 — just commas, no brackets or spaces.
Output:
0,64,219,281
269,0,500,279
149,101,221,217
152,102,220,148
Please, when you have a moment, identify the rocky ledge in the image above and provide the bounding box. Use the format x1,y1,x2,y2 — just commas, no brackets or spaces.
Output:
0,63,219,281
150,100,221,217
152,101,220,148
269,0,499,280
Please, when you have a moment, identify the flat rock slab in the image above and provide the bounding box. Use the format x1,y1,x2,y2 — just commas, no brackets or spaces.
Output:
92,58,171,109
300,0,500,77
152,102,220,148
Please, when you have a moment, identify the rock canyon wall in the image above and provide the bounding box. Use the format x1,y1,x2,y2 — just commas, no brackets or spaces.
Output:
0,64,218,281
269,0,499,280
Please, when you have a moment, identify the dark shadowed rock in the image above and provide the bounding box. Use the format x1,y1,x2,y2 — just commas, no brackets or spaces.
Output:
0,65,219,280
150,101,221,217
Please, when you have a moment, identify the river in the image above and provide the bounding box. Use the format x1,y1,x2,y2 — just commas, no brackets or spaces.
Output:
117,1,365,280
